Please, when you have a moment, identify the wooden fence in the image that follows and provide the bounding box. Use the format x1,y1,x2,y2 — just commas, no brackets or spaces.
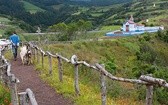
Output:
30,42,168,105
0,48,38,105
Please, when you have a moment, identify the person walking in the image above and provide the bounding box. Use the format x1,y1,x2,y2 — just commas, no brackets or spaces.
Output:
10,31,20,61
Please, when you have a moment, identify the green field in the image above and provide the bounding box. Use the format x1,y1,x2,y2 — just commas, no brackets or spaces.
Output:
21,1,45,14
146,14,168,28
52,4,64,10
0,17,10,23
0,16,10,35
99,0,168,29
100,25,121,31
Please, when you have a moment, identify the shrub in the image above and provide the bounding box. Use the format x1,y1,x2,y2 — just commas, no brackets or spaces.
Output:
0,84,11,105
143,35,151,41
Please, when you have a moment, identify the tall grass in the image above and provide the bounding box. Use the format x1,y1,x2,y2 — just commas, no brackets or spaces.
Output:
33,37,148,105
0,84,11,105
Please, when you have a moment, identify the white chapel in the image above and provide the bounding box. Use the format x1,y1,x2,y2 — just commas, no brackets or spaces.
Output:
122,15,145,32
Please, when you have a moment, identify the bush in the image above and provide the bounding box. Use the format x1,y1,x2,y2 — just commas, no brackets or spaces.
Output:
143,35,151,41
157,30,168,43
3,27,16,38
0,84,11,105
152,67,168,104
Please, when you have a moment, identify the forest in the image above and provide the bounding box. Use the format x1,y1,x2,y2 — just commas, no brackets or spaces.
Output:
0,0,133,32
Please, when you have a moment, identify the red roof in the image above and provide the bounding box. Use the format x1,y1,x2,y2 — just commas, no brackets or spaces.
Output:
136,24,144,26
127,20,135,24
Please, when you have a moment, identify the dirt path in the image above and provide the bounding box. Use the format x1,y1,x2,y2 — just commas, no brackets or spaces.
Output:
11,58,73,105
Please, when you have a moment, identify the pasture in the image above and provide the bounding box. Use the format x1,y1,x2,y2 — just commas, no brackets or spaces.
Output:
21,1,45,14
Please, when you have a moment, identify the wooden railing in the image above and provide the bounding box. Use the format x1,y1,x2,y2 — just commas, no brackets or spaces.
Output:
30,42,168,105
0,48,38,105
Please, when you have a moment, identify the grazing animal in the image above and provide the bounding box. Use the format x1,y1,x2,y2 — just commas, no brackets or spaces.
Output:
20,44,32,65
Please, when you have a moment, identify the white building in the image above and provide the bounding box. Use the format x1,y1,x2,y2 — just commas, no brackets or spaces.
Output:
122,15,145,32
106,15,164,36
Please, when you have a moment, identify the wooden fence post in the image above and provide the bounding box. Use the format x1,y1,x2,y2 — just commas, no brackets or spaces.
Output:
36,49,39,64
33,48,36,62
71,55,80,95
41,52,44,68
0,55,3,82
100,64,106,105
2,65,8,86
139,74,154,105
47,52,52,75
10,74,19,105
74,63,79,95
57,56,63,82
26,88,38,105
146,84,153,105
18,92,28,105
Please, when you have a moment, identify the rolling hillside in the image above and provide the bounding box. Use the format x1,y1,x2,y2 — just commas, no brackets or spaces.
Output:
0,16,25,37
21,1,45,14
0,0,167,31
70,0,168,29
32,32,168,105
1,0,168,105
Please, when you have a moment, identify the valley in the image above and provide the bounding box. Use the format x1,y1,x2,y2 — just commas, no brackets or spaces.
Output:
0,0,168,105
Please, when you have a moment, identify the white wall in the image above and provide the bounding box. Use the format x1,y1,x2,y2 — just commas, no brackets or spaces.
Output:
129,24,136,31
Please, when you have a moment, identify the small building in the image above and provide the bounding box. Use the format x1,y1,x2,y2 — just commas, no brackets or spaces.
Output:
121,15,145,32
106,15,164,37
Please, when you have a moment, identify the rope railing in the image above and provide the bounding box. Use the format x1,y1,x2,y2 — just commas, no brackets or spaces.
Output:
0,47,38,105
29,43,168,105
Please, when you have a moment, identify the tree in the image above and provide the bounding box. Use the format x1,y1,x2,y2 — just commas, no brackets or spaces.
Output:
48,20,92,41
76,20,92,35
49,23,67,33
3,27,16,38
67,23,78,40
48,23,68,41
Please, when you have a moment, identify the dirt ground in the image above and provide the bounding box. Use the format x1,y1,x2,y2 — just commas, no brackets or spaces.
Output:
11,57,73,105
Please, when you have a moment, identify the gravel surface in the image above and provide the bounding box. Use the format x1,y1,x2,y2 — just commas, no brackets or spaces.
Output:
11,58,73,105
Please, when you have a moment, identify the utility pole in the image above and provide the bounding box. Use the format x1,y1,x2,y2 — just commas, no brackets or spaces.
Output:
36,27,41,45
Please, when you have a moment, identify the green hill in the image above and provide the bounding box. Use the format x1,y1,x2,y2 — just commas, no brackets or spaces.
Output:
1,0,168,104
0,16,10,35
33,32,168,105
0,15,35,39
21,1,45,14
101,0,168,29
0,0,167,31
68,0,168,30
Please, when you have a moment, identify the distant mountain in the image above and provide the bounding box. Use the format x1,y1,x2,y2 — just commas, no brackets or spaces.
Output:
71,0,91,1
0,0,167,32
0,0,75,32
25,0,132,6
0,0,132,28
24,0,65,6
68,0,133,6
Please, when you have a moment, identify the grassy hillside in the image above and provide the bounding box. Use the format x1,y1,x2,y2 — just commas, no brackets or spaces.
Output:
52,4,64,10
21,1,45,14
1,0,167,31
0,16,12,35
68,0,168,30
0,17,10,35
103,0,168,29
33,31,168,105
0,16,31,39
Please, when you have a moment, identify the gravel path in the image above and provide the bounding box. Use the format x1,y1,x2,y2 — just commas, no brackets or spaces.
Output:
11,58,73,105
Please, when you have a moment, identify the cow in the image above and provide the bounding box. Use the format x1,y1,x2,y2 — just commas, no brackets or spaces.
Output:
20,44,32,65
